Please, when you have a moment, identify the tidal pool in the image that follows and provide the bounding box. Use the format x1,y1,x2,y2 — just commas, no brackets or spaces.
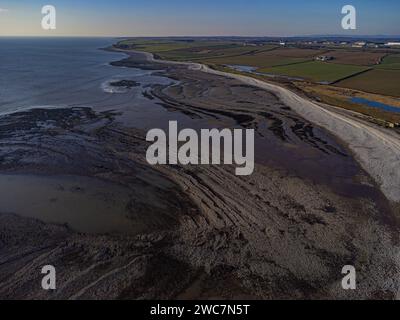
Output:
0,174,145,235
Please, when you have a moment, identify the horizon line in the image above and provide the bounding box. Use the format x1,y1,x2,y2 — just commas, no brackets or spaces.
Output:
1,34,400,39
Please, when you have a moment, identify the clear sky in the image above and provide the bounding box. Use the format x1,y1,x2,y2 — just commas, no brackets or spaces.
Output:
0,0,399,37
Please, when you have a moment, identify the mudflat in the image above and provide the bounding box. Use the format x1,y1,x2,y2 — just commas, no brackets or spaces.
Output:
0,50,399,300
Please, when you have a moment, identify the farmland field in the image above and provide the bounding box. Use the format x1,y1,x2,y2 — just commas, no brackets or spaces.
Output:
114,38,400,108
380,54,400,64
117,38,281,61
202,47,325,67
258,47,325,58
204,54,308,68
324,50,386,66
117,39,235,52
159,44,277,61
257,61,369,83
336,69,400,97
375,54,400,70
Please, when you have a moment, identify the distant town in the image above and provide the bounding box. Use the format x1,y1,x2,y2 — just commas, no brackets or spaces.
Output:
242,37,400,49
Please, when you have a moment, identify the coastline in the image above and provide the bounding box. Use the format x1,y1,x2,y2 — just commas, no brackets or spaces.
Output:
113,47,400,205
1,44,399,300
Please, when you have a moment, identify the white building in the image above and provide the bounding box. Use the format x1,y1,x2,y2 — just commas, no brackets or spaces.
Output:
352,41,366,48
385,42,400,47
315,55,334,62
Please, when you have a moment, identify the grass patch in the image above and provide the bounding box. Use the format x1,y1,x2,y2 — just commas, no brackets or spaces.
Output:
116,39,278,62
201,47,323,68
117,39,236,53
376,63,400,70
381,54,400,64
375,54,400,70
158,45,275,61
204,55,308,68
324,50,386,66
257,61,369,83
295,82,400,124
336,69,400,97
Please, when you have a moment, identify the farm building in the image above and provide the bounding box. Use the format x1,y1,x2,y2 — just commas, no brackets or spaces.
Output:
315,55,334,62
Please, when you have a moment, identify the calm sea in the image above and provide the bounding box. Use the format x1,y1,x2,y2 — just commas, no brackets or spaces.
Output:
0,37,199,129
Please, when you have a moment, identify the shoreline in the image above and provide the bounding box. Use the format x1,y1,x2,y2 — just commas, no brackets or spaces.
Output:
1,44,399,299
112,47,400,205
1,105,398,299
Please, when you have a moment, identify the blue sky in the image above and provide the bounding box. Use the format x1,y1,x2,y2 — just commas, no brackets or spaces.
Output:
0,0,399,36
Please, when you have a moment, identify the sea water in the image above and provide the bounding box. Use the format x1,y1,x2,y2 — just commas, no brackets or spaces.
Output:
0,37,203,129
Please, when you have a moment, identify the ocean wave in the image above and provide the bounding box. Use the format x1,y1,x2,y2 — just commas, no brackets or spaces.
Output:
101,81,129,94
101,77,143,94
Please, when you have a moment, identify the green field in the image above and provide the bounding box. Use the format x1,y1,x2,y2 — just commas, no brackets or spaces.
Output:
116,39,317,66
201,47,325,68
381,54,400,64
336,69,400,97
375,54,400,70
203,54,308,68
117,39,234,53
116,39,275,61
257,61,369,83
336,53,400,96
115,38,400,99
159,45,277,61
